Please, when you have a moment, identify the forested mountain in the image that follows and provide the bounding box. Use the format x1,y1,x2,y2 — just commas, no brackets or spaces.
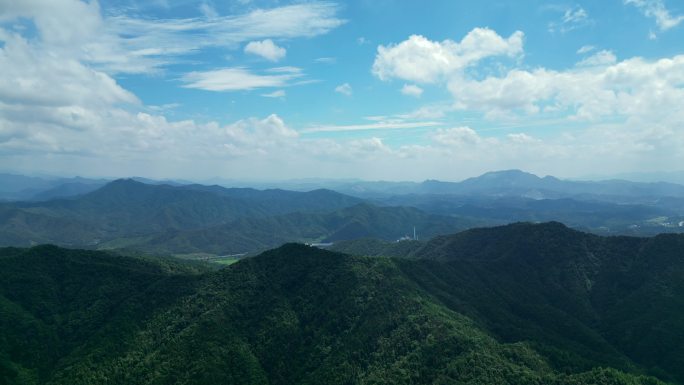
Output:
378,194,684,236
329,170,684,200
0,174,108,202
338,222,684,384
122,203,479,255
2,231,680,384
2,173,683,256
0,179,362,248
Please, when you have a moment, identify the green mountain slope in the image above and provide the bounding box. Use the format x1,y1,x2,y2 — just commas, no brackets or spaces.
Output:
330,237,424,258
128,203,480,255
398,222,684,383
0,245,206,384
0,179,362,248
0,236,677,385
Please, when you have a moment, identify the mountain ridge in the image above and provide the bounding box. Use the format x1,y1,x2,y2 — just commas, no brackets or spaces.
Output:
1,232,679,384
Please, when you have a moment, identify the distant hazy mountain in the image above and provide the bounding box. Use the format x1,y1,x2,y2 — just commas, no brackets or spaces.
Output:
29,181,106,201
329,170,684,200
2,224,681,384
380,194,684,236
0,174,109,201
587,170,684,185
0,179,363,248
0,174,58,201
5,169,684,202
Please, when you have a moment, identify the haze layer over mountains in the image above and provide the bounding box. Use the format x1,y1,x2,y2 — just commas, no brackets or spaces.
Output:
1,170,683,257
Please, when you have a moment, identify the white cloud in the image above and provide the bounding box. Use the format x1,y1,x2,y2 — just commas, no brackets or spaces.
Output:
372,29,524,84
315,57,336,64
335,83,353,96
302,121,440,134
0,0,345,74
350,137,391,154
244,39,286,62
577,45,595,54
199,2,219,19
0,33,137,109
401,84,424,97
397,104,451,120
548,6,592,33
448,54,684,121
507,133,541,144
376,29,682,126
181,67,303,91
223,114,298,155
432,127,484,146
2,2,684,182
576,50,617,67
262,89,286,98
625,0,684,30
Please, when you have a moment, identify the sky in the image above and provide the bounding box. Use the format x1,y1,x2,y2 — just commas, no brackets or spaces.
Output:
0,0,683,181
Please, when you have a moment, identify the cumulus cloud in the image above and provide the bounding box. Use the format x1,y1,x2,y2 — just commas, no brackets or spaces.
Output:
372,28,524,84
0,33,138,108
576,50,617,67
432,126,484,146
507,133,541,144
401,84,424,97
244,39,286,61
222,114,298,155
374,28,683,125
448,54,684,121
335,83,353,96
625,0,684,31
2,2,684,181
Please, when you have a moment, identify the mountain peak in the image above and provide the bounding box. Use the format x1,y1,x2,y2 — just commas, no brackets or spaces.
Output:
476,169,540,180
102,178,150,189
417,221,585,263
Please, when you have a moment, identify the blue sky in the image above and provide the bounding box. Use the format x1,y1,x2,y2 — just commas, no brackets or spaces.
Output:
0,0,683,181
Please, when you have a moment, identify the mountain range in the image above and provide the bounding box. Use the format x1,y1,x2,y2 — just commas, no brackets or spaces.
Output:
0,179,362,249
1,170,683,256
1,222,682,384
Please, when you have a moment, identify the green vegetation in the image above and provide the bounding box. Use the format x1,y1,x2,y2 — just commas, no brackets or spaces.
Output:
212,256,241,265
129,203,477,255
0,179,361,250
1,222,682,384
330,237,424,258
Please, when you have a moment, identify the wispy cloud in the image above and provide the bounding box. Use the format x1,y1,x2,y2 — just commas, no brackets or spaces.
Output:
301,121,441,134
334,83,353,96
577,45,595,54
1,1,346,75
624,0,684,31
198,2,218,19
262,89,286,98
181,67,303,92
548,5,593,33
315,57,336,64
